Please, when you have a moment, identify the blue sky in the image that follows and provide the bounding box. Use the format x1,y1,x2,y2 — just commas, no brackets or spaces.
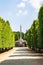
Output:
0,0,43,33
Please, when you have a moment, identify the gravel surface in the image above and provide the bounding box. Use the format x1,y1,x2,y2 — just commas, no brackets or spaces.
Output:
0,47,43,65
0,59,43,65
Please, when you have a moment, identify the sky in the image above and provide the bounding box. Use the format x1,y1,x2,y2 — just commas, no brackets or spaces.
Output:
0,0,43,33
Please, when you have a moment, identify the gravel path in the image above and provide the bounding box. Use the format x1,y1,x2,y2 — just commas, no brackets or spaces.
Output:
0,47,43,65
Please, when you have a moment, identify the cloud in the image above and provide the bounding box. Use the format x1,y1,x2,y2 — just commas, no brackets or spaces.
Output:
16,10,28,16
22,0,28,2
23,10,28,15
17,2,26,8
16,10,22,16
17,0,43,10
17,0,43,16
28,0,43,10
40,0,43,2
29,0,40,9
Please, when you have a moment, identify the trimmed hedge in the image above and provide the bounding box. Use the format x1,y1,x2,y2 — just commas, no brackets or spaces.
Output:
25,5,43,52
0,17,15,51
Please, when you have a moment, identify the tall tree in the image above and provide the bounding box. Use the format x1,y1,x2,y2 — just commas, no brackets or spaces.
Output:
0,17,5,49
38,5,43,49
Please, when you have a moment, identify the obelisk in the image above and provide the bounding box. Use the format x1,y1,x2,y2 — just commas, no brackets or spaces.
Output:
20,25,22,40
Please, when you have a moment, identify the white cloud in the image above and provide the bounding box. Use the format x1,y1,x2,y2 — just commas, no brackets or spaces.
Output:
16,10,23,16
22,0,28,2
29,0,40,9
40,0,43,2
28,0,43,10
17,2,26,8
17,0,43,10
23,10,28,15
16,10,28,16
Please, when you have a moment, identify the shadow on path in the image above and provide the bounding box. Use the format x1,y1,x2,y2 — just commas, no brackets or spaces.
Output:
0,59,43,65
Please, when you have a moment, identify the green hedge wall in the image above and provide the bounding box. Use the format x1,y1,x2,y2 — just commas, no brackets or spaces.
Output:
0,17,15,49
25,5,43,51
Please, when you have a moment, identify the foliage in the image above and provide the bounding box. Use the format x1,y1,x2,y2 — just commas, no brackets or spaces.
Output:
14,31,25,41
25,5,43,52
0,17,15,49
38,5,43,49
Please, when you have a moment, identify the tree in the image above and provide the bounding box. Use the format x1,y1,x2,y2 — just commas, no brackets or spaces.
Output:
0,17,5,49
25,29,32,48
38,5,43,49
14,31,24,41
31,20,39,50
0,17,15,51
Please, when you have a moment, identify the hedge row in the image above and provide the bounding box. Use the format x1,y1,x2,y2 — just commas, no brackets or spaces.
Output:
0,17,15,51
25,5,43,52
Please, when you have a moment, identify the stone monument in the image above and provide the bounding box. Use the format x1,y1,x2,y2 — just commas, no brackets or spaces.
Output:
20,25,22,40
15,25,27,47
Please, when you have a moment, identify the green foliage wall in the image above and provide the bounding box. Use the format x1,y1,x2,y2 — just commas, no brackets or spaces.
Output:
25,5,43,50
38,5,43,49
0,17,15,49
